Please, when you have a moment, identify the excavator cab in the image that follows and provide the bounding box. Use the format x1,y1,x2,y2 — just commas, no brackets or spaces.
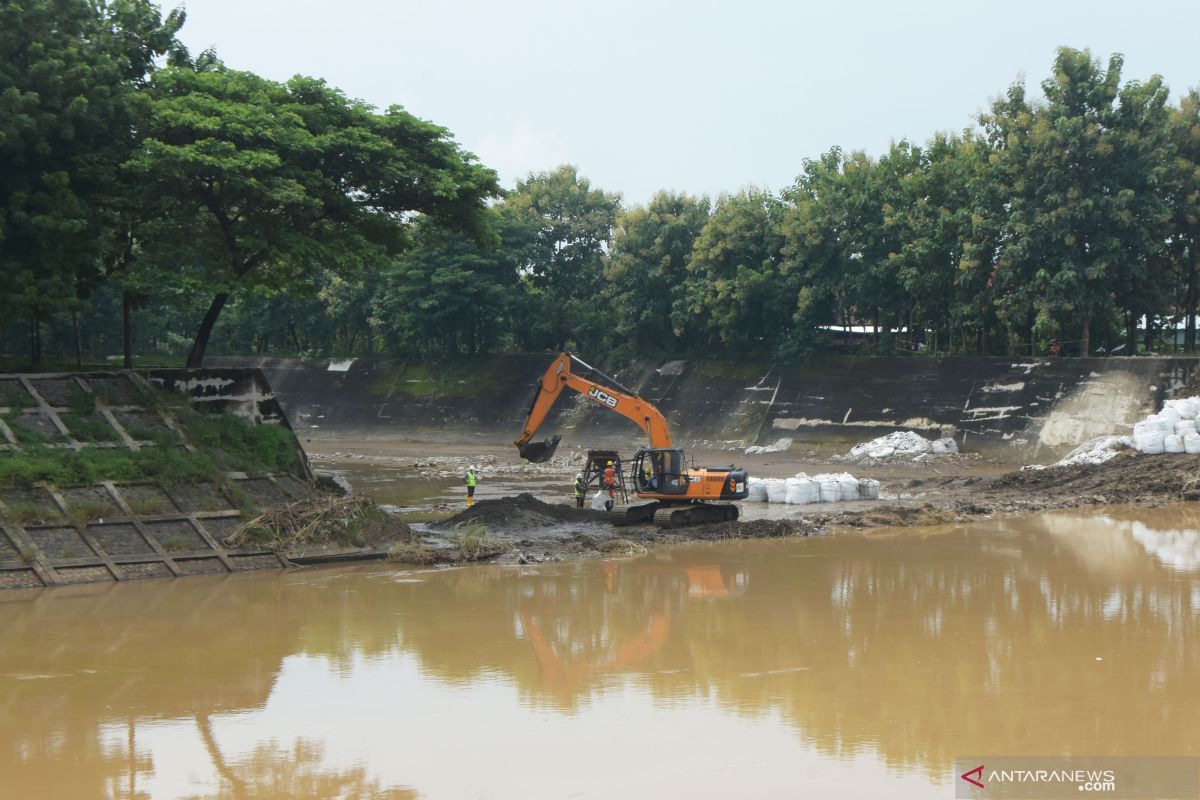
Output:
632,448,688,495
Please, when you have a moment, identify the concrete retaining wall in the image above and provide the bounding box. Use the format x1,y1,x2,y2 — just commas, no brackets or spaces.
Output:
213,355,1200,462
0,370,312,589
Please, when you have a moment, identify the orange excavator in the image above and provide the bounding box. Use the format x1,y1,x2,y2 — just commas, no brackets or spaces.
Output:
514,353,749,526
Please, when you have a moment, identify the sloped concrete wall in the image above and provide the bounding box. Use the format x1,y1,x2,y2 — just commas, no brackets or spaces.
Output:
0,371,312,589
212,355,1200,462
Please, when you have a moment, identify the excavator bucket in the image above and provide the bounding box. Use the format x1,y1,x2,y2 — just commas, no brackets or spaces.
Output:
517,435,562,463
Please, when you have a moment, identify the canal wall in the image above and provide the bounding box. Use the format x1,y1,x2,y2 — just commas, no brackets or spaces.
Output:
211,354,1200,462
0,370,313,589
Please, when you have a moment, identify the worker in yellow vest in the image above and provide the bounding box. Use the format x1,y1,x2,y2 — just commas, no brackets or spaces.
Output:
464,466,478,506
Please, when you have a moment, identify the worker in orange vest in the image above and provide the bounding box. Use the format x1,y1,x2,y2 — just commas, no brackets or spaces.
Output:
603,460,616,501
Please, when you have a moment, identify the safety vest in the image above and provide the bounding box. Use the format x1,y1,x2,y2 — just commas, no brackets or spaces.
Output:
466,471,477,487
574,478,585,496
604,467,615,487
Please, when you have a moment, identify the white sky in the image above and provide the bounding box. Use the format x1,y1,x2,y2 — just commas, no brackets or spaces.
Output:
176,0,1200,205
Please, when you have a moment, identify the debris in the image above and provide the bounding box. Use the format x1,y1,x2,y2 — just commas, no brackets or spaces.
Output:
745,437,793,455
837,431,958,462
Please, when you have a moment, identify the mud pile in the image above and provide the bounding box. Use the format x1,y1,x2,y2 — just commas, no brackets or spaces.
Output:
433,493,612,531
991,452,1200,505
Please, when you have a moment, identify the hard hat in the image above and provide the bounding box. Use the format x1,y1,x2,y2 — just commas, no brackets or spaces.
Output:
576,472,583,479
606,460,613,466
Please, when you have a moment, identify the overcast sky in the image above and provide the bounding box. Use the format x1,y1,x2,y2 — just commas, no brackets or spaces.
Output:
176,0,1200,205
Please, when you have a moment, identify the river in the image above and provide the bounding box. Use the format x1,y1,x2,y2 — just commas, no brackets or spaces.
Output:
2,505,1198,798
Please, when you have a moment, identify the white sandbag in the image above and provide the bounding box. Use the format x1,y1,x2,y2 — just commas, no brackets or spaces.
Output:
817,478,840,503
746,477,768,502
934,437,958,454
1176,420,1197,436
1185,434,1200,455
1181,398,1200,420
1134,431,1165,451
1161,408,1182,425
858,478,880,500
930,439,947,454
590,490,613,511
766,479,788,504
847,431,930,459
1165,435,1185,454
785,477,818,505
838,477,861,502
1141,440,1165,455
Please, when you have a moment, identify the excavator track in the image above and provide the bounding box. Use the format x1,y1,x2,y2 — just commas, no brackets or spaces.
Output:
653,503,739,529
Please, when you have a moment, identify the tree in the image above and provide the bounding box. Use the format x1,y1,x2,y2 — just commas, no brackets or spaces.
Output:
679,190,789,354
605,191,710,355
502,166,621,351
0,0,184,366
374,211,521,355
126,66,500,367
1167,90,1200,352
983,48,1171,355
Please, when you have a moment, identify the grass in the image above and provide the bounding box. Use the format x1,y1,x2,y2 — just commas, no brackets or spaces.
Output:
2,413,51,445
0,502,61,524
65,387,96,416
3,387,35,410
176,409,300,476
67,500,114,527
127,496,166,516
59,412,122,443
455,520,504,561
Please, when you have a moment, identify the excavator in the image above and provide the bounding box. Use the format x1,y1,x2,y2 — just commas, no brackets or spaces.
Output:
514,353,749,527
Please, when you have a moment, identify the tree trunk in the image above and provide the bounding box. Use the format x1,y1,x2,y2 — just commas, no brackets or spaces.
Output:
122,290,134,369
72,310,82,369
1126,309,1138,354
1080,317,1090,358
187,293,230,368
1186,260,1197,353
29,312,39,369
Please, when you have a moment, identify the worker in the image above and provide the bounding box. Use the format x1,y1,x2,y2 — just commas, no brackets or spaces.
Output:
573,472,586,508
464,465,478,506
603,460,616,501
642,459,656,491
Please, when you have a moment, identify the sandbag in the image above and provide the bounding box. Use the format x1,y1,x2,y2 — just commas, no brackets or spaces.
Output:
785,477,818,505
817,479,839,503
1165,435,1185,454
934,437,959,454
1134,431,1165,452
858,478,880,500
838,477,860,502
766,479,788,504
746,477,768,502
1141,441,1165,455
590,490,613,511
1185,434,1200,455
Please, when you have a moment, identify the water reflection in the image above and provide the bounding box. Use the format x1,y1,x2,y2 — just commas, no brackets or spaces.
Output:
2,506,1198,798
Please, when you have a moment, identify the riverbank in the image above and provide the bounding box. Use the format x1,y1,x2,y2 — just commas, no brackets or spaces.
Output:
312,440,1200,567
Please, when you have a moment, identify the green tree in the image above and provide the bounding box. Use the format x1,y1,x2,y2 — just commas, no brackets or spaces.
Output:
605,191,710,355
679,189,789,354
983,48,1171,355
1167,90,1200,352
0,0,184,366
126,66,500,367
374,211,521,355
502,166,621,351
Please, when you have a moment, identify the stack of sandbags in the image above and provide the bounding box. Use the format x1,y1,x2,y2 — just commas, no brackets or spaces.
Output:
1132,396,1200,455
751,472,882,504
847,431,931,460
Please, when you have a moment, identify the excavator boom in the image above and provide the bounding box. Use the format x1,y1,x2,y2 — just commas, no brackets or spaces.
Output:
514,353,672,463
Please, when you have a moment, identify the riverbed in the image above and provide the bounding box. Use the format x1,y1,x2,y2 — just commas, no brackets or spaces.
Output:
2,505,1197,798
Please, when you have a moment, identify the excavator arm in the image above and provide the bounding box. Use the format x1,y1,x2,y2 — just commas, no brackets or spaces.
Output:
515,353,672,463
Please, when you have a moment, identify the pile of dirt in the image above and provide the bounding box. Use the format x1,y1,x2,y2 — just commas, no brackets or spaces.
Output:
990,451,1200,505
432,492,612,531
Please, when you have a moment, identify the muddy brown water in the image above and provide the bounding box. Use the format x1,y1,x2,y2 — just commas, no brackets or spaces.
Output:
2,506,1198,799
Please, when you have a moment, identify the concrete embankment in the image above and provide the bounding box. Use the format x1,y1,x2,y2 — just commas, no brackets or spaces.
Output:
213,355,1200,462
0,370,394,590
